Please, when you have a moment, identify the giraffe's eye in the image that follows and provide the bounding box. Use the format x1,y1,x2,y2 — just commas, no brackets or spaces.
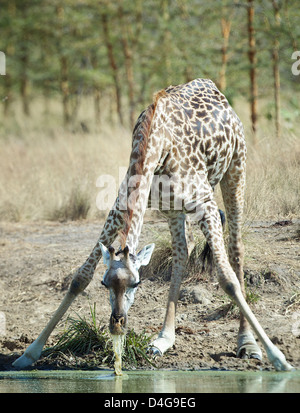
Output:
132,281,141,289
101,280,109,288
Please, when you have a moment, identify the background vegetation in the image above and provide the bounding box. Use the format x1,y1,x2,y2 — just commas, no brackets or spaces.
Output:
0,0,299,222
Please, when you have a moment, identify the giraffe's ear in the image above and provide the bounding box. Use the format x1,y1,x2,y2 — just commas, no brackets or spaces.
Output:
136,243,155,267
99,242,111,266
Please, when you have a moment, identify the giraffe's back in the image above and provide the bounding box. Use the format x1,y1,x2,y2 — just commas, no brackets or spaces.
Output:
155,78,246,189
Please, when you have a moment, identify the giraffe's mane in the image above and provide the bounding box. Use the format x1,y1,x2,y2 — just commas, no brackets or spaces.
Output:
119,89,167,249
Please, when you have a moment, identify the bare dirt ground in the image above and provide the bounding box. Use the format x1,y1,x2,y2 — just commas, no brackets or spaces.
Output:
0,216,299,372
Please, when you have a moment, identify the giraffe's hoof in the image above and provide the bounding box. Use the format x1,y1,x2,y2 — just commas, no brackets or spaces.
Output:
266,345,295,371
149,335,175,357
12,353,35,369
237,331,262,361
147,346,163,358
237,344,262,361
12,340,43,369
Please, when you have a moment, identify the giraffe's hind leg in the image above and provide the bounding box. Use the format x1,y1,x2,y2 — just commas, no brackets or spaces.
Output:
199,209,225,274
198,199,293,371
220,164,262,360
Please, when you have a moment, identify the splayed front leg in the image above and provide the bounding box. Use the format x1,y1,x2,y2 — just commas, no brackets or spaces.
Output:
12,341,45,369
13,291,76,369
13,249,100,369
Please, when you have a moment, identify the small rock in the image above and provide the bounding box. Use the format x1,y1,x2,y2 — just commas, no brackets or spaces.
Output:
179,285,212,305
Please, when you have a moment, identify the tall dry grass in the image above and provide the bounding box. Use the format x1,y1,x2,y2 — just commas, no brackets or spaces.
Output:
244,134,300,221
0,98,131,221
0,97,299,222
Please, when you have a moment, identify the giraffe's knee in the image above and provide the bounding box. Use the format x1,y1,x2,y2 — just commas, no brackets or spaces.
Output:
69,265,94,295
69,278,91,295
228,239,244,278
69,279,83,295
223,280,239,299
218,270,241,300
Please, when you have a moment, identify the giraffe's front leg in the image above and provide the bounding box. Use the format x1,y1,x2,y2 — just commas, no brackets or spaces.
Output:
150,214,188,356
13,205,124,369
150,286,178,357
150,292,178,356
12,264,93,369
13,293,77,369
151,326,176,356
236,330,262,360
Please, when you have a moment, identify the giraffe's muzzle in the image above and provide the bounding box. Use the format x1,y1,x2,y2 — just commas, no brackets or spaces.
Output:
110,313,127,335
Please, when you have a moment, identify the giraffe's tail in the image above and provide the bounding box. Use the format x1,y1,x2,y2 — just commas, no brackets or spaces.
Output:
200,209,226,274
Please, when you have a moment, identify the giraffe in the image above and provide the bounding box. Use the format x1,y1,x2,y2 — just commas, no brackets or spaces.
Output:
13,78,293,371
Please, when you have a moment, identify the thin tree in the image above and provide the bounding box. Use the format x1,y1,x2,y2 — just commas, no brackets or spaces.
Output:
100,4,124,126
161,0,172,85
272,0,281,139
247,0,258,142
218,15,231,91
2,0,16,116
117,0,135,129
57,6,70,126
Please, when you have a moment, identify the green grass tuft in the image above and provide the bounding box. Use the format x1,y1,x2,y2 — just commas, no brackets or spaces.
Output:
42,303,156,369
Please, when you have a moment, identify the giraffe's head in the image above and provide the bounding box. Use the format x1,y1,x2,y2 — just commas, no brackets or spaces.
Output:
99,242,155,335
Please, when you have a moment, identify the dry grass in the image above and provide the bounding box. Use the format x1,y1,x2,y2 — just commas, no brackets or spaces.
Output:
140,226,210,282
0,96,299,223
244,134,300,221
0,98,131,222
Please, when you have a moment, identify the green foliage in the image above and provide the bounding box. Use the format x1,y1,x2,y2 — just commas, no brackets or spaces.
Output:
44,305,108,357
245,281,260,305
123,329,156,368
0,0,299,128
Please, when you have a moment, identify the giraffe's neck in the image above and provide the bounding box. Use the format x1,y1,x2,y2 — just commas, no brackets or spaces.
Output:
124,180,149,254
82,93,166,272
117,151,156,254
118,99,166,254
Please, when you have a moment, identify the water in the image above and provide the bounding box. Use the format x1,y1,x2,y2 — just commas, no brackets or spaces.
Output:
0,369,299,393
111,334,125,376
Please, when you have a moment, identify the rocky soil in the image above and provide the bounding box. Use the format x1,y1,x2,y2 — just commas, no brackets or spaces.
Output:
0,217,299,372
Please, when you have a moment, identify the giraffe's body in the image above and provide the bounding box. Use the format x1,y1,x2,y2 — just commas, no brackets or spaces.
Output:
13,79,293,371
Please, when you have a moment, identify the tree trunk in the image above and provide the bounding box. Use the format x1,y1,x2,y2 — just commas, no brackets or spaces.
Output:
3,56,12,116
3,1,16,117
283,0,298,52
161,0,172,85
19,1,30,117
178,0,193,83
20,52,30,117
57,6,70,127
101,11,123,126
218,17,231,92
117,1,135,129
90,53,101,127
247,0,258,143
94,88,101,127
272,0,281,139
60,55,70,126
